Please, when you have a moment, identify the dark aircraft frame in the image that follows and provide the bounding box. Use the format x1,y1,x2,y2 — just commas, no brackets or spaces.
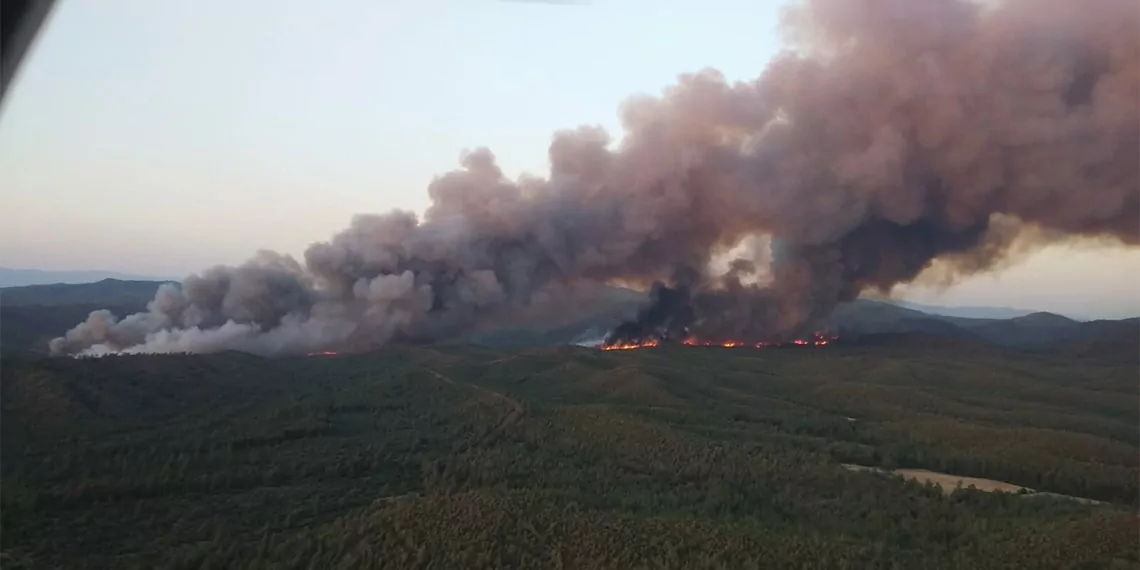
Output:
1,0,57,106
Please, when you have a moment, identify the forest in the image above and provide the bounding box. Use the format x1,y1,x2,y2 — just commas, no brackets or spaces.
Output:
2,337,1138,569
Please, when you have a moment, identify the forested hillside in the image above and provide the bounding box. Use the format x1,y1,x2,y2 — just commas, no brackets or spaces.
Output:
2,339,1137,568
0,279,166,355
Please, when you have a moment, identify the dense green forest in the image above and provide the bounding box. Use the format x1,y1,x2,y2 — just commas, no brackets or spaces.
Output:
2,338,1137,568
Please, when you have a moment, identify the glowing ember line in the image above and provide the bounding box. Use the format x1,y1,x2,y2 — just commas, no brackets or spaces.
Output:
600,340,660,351
602,332,837,351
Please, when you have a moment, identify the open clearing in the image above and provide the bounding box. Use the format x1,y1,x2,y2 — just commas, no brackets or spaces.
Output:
895,468,1029,493
844,464,1029,493
842,464,1115,508
842,465,1118,508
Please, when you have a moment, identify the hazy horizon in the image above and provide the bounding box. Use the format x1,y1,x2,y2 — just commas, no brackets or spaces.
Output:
1,260,1135,322
2,0,1137,320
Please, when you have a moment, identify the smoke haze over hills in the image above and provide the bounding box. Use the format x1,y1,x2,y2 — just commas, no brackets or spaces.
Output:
49,0,1138,356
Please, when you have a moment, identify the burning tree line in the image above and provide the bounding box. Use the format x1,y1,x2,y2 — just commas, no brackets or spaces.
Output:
600,331,837,351
49,0,1138,358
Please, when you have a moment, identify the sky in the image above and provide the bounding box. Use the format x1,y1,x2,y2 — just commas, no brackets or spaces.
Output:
0,0,1137,319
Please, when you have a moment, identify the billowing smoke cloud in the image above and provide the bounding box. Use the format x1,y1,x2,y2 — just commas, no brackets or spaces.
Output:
52,0,1138,356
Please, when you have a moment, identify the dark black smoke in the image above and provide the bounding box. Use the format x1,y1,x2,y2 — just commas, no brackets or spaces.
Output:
604,268,699,345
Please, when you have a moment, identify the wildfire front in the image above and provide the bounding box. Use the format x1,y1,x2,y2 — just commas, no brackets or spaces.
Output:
600,331,837,351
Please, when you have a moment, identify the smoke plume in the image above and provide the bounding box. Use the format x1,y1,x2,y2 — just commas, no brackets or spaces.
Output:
52,0,1138,356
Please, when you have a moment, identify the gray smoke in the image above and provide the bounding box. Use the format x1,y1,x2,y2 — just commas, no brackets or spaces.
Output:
52,0,1138,356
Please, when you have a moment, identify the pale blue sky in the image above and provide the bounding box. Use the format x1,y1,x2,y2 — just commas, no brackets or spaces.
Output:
1,0,1136,318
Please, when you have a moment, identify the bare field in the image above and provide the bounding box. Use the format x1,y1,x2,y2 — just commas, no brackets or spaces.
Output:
895,469,1029,493
848,466,1113,507
844,464,1029,494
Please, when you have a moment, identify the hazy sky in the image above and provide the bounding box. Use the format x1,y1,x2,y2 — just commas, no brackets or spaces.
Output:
1,0,1137,318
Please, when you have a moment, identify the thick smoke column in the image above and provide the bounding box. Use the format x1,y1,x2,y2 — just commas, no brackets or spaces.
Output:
52,0,1138,356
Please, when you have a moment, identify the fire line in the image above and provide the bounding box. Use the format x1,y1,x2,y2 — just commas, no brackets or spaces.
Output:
601,332,837,351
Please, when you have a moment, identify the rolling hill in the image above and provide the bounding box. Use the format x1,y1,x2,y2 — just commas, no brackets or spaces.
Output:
0,268,175,288
2,279,1136,356
2,277,1137,568
1,279,172,355
0,278,173,307
828,299,1139,350
892,300,1043,320
2,340,1136,568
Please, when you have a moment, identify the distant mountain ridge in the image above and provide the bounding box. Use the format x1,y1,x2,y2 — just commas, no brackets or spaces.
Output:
892,300,1044,320
0,278,174,307
827,299,1137,351
0,267,176,288
1,278,1135,356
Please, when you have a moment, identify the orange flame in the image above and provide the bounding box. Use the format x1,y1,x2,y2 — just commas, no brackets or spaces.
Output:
602,332,836,351
600,340,660,351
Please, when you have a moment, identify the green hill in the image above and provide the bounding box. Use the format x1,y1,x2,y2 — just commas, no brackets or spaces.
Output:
0,278,170,307
0,279,171,355
2,339,1137,568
